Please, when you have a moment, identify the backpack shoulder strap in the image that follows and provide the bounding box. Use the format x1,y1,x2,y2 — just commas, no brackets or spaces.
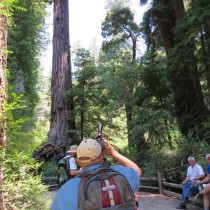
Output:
79,166,111,177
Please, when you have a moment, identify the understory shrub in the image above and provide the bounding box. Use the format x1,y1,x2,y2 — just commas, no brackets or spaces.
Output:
41,161,58,177
4,174,51,210
141,134,210,183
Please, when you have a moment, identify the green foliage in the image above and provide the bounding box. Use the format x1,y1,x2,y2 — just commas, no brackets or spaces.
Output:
176,135,210,180
6,91,48,152
1,0,53,209
68,45,132,142
0,0,19,16
177,136,209,166
40,162,58,185
5,83,51,208
101,7,140,53
141,131,210,183
7,0,48,131
132,108,177,146
4,175,50,210
66,1,210,186
3,1,210,202
105,0,131,10
141,0,210,141
5,108,50,207
41,161,58,177
141,145,180,181
70,47,100,139
139,50,171,100
99,51,137,103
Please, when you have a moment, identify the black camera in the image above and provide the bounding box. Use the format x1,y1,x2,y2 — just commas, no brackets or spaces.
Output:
97,123,105,150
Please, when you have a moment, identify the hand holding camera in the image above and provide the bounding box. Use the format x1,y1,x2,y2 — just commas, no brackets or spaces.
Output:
96,123,105,150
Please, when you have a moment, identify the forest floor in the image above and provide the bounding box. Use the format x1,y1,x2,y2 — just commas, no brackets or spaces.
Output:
138,192,202,210
49,190,202,209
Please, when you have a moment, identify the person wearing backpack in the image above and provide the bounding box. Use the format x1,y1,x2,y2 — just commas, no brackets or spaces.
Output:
66,145,82,177
51,138,142,210
58,145,82,187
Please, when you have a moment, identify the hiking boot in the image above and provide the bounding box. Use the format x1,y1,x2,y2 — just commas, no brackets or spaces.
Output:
176,203,187,209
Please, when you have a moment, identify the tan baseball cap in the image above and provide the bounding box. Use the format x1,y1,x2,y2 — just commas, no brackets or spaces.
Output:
77,138,102,163
66,145,78,153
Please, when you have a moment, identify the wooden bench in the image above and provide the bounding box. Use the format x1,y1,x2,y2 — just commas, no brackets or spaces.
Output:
140,172,203,206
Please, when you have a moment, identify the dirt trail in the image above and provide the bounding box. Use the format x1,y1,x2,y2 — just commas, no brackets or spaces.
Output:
49,190,202,210
138,192,202,210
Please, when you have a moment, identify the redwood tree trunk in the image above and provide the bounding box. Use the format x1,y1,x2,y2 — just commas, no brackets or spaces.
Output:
33,0,77,161
80,83,85,140
154,0,209,138
0,3,8,209
48,0,75,158
126,37,137,148
204,20,210,91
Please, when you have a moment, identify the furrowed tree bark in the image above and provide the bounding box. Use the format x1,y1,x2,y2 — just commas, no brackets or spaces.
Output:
34,0,76,161
49,0,76,154
0,2,8,209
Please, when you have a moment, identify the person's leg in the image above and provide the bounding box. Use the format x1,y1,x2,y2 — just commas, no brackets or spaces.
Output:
176,181,191,209
199,185,210,210
202,191,210,210
182,181,191,203
201,184,210,194
189,183,199,197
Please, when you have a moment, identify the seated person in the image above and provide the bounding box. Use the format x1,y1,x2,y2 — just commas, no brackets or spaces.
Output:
176,156,205,209
196,154,210,210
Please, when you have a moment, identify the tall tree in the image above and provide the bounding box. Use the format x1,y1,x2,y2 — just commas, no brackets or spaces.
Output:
101,7,141,146
141,0,209,139
33,0,76,162
7,0,48,131
47,0,76,159
0,1,8,208
72,48,96,140
188,0,210,101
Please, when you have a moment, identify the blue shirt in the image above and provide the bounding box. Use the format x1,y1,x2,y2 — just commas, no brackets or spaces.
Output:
51,164,140,210
207,164,210,174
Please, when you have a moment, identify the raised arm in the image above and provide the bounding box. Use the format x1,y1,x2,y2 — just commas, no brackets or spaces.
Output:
102,140,142,176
